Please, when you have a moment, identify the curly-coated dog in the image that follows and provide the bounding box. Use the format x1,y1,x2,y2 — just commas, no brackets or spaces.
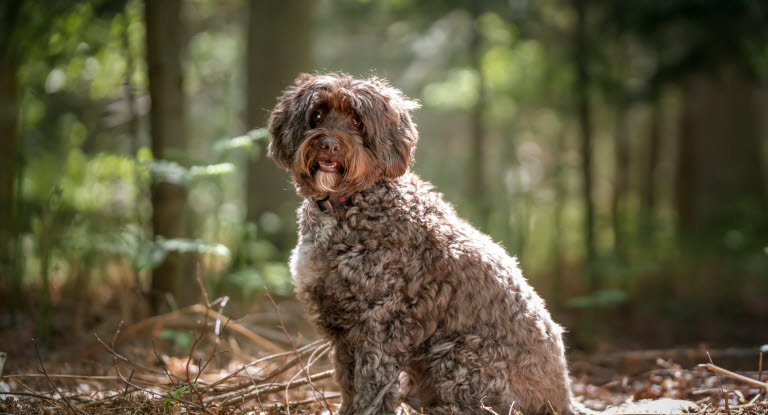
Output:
267,73,579,415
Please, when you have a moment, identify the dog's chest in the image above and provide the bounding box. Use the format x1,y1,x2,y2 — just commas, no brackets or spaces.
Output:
291,208,403,335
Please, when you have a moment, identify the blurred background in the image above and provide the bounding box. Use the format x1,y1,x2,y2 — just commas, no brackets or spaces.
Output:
0,0,766,355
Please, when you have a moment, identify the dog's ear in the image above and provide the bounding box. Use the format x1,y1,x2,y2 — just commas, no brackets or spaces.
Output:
382,85,420,179
382,114,414,178
356,78,420,179
268,74,316,169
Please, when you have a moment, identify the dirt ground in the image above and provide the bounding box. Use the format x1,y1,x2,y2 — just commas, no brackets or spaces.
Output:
1,298,766,415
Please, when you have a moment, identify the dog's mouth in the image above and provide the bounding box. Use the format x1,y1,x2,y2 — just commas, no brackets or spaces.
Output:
317,160,340,173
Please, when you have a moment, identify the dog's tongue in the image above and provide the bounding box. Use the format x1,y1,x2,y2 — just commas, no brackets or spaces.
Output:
318,161,339,173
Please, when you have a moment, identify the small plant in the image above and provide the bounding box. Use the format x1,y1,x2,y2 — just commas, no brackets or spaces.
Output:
162,383,197,414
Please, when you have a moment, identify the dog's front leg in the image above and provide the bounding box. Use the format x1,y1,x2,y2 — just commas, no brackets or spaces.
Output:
352,339,405,415
333,343,359,415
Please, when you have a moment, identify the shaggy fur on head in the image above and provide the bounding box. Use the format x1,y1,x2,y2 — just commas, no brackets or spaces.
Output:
268,73,581,415
268,73,419,200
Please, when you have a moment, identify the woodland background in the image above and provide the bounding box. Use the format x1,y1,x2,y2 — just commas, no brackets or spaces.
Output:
0,0,767,358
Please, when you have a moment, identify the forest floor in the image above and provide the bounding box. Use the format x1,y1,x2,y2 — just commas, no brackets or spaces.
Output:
1,298,766,415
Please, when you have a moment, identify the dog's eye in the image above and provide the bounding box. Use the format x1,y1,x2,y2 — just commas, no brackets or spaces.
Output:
311,111,323,126
351,116,362,128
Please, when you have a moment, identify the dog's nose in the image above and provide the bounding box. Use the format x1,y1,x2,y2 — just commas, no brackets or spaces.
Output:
320,137,340,153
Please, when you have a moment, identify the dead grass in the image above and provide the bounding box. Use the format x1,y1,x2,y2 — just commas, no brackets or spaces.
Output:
1,297,766,415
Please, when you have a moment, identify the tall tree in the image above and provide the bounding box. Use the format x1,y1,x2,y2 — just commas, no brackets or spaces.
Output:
467,3,490,231
0,1,22,317
550,129,567,310
574,0,596,278
611,0,768,250
611,97,629,262
145,0,192,312
243,0,312,258
640,92,662,243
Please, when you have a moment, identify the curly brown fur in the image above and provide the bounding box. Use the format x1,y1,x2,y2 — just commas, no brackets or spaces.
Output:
268,73,583,415
268,73,418,201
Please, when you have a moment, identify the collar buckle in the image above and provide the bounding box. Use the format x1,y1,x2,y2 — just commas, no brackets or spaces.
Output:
316,196,349,213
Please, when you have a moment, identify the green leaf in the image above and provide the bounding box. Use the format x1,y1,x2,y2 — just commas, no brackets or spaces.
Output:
133,239,167,271
188,163,235,177
162,383,196,414
565,290,629,309
144,160,189,185
156,237,231,258
132,237,231,271
144,160,235,185
160,329,194,352
422,69,479,110
213,128,268,153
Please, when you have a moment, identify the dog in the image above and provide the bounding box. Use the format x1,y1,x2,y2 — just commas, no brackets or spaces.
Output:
267,73,580,415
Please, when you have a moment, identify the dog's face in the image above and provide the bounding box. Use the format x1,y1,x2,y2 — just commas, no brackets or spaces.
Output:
268,74,420,199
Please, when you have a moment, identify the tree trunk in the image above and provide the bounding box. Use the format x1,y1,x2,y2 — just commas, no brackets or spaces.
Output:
612,98,629,262
122,8,147,321
551,129,567,310
145,0,192,312
574,0,596,280
467,4,489,231
244,0,312,258
0,48,16,249
641,94,661,243
0,1,21,319
0,55,19,315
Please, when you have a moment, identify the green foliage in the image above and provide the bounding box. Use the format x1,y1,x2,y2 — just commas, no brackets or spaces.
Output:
149,237,230,268
162,382,197,414
423,69,479,110
212,128,268,155
158,237,229,258
227,263,293,302
145,160,236,185
565,289,629,310
4,0,767,349
160,329,195,354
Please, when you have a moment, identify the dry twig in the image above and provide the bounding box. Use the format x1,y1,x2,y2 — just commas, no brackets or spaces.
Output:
33,339,82,415
759,346,765,402
0,374,157,385
216,369,335,407
0,390,70,409
361,375,399,415
77,303,282,359
205,339,327,395
96,328,215,415
700,363,768,390
265,289,333,414
259,391,342,411
707,351,731,414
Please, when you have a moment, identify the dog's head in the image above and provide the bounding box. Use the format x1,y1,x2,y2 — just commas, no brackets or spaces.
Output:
267,73,420,199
